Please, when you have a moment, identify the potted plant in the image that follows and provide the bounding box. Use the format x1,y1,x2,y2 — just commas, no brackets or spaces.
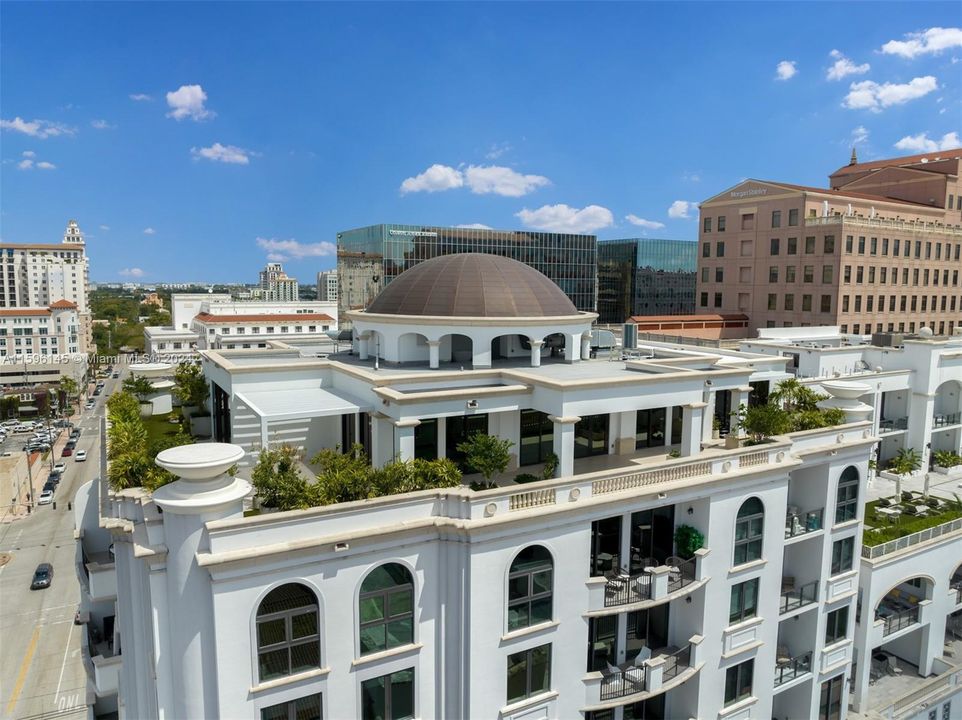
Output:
879,447,922,501
932,450,962,478
456,433,514,483
711,416,721,440
673,524,704,560
123,375,157,417
541,452,559,480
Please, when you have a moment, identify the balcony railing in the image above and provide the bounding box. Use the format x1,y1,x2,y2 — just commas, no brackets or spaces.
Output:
952,582,962,605
880,605,920,636
862,517,962,559
805,214,962,237
878,417,908,433
785,508,824,538
774,651,813,687
933,412,961,428
600,665,647,701
667,558,696,594
604,569,653,607
662,643,691,682
780,580,818,614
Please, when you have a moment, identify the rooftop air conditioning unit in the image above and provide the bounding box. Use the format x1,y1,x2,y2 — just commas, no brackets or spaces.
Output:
871,332,904,348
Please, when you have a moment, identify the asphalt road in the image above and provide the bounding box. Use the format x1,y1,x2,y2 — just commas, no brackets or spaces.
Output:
0,369,123,719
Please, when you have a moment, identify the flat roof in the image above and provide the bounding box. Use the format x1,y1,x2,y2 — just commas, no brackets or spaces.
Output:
236,386,371,421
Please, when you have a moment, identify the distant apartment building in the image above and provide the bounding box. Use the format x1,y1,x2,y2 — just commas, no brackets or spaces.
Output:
336,224,598,322
0,219,94,353
597,239,696,324
316,270,338,303
257,262,299,302
0,301,88,385
696,149,962,337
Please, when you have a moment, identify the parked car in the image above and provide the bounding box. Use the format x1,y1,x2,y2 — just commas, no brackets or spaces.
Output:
1,419,19,428
112,372,120,379
61,447,73,457
75,450,87,462
43,481,56,494
37,490,54,505
85,401,95,410
54,461,67,473
30,563,53,588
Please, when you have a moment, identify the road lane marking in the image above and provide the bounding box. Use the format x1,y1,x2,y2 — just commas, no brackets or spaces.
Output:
5,625,40,715
55,621,74,701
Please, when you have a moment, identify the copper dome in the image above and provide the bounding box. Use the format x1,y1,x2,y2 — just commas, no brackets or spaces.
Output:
365,253,578,317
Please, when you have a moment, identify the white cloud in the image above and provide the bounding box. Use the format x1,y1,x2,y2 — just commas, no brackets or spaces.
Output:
190,143,252,165
625,214,666,230
668,200,697,219
826,49,870,80
515,204,613,234
165,84,214,121
119,268,145,278
17,151,55,170
129,93,153,101
399,164,464,194
18,159,33,170
463,165,550,197
893,131,961,153
1,116,75,138
35,161,56,170
485,142,512,160
881,27,962,59
842,76,937,111
852,125,870,144
256,237,337,261
143,227,156,235
99,225,110,231
456,223,493,229
90,119,115,130
22,150,35,158
681,170,701,183
775,60,798,81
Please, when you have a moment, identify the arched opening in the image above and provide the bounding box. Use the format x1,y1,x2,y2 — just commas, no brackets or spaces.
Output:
359,563,414,656
933,380,962,458
490,333,532,363
255,583,320,682
507,545,553,632
440,333,473,366
397,332,430,364
543,333,567,360
733,497,764,566
835,466,859,524
874,577,932,634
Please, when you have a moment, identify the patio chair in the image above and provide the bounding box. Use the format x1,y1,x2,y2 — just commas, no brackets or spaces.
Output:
782,576,796,594
776,645,791,666
633,645,652,664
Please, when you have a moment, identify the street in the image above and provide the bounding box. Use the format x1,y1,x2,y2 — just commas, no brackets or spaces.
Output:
1,368,123,719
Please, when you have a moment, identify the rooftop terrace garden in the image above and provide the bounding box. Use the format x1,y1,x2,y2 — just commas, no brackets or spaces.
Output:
735,378,846,444
863,494,962,547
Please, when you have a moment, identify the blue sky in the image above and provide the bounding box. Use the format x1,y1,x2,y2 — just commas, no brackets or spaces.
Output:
1,2,959,283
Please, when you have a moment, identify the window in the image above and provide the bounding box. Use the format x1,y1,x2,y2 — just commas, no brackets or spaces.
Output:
784,294,794,311
508,546,553,631
831,537,854,575
871,237,878,255
725,659,754,706
771,210,781,228
702,243,710,258
361,669,414,720
845,235,854,253
261,695,322,720
858,236,865,254
843,266,851,283
804,266,814,283
718,216,726,232
701,267,709,282
824,235,835,254
787,237,798,255
789,208,799,226
703,217,712,233
786,266,796,283
256,583,320,682
856,267,864,283
770,238,780,255
819,675,844,720
822,266,833,284
825,606,849,645
768,293,777,311
715,267,724,282
741,213,754,230
894,238,901,255
805,236,816,254
820,295,832,313
882,238,889,255
769,267,778,283
359,564,414,655
506,644,551,704
713,292,722,308
733,497,764,565
700,292,708,307
802,294,812,312
716,241,725,257
729,578,759,624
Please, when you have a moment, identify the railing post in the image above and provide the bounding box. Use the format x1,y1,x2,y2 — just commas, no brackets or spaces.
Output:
689,635,703,666
693,548,710,582
650,566,670,600
645,657,664,693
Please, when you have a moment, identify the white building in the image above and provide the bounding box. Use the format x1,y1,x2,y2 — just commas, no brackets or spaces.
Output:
0,219,94,353
317,270,338,303
258,262,299,302
144,294,337,359
0,301,88,386
77,255,907,720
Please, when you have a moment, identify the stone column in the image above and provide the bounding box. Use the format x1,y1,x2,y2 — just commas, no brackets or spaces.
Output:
358,332,370,360
581,332,592,360
394,419,420,461
370,413,395,467
702,391,716,443
681,402,706,457
564,334,580,363
548,415,580,478
529,339,543,368
615,410,636,455
427,340,441,370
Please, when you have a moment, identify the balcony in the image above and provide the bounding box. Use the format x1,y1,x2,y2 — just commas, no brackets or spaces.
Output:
878,417,908,434
80,618,121,698
784,507,823,540
933,412,961,428
780,579,818,615
596,552,707,611
880,604,920,636
596,642,697,703
774,650,813,689
952,581,962,607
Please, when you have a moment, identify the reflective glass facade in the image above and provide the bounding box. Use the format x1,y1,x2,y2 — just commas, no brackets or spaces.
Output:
597,238,696,323
337,224,597,321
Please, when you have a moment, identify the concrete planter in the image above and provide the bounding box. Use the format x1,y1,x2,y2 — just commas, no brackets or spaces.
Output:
933,464,962,479
189,414,212,438
181,405,198,420
138,402,153,418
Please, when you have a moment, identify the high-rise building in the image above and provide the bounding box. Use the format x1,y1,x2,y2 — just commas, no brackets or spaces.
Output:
336,224,597,322
0,301,88,385
257,262,299,302
316,270,338,303
0,219,94,353
597,239,696,324
696,149,962,336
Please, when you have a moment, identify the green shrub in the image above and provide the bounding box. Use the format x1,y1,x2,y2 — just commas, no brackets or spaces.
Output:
456,433,514,480
469,480,498,491
541,452,559,480
514,473,540,484
673,525,704,560
933,450,962,468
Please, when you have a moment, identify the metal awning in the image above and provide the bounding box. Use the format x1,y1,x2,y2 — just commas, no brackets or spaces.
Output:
235,386,371,422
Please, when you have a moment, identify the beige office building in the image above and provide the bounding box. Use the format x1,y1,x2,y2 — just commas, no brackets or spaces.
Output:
696,149,962,336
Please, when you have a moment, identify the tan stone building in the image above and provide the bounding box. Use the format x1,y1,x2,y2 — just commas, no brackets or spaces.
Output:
696,149,962,336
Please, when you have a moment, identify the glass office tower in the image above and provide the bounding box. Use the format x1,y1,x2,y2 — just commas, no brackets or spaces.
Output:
337,224,597,322
597,238,697,324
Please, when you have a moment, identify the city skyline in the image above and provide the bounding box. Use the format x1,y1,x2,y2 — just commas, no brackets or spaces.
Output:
1,3,959,283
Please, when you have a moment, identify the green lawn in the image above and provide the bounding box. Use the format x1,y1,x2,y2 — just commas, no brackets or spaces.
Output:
863,498,962,547
141,413,188,454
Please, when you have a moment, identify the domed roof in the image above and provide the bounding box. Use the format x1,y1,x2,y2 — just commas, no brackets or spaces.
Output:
366,253,578,317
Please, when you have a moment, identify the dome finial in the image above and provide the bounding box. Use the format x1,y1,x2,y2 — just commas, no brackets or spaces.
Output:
849,146,858,166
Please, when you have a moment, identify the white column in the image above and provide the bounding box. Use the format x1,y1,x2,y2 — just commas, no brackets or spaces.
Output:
370,413,395,467
581,332,592,360
358,332,370,360
663,406,672,447
395,419,420,461
530,339,543,368
616,410,636,455
702,391,716,442
499,409,521,470
427,340,441,369
564,334,579,363
731,385,752,438
260,416,269,452
549,415,580,478
681,402,706,457
437,418,447,460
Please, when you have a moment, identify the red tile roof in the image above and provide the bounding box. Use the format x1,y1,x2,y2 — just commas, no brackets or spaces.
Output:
831,149,962,177
0,309,50,317
49,300,77,309
194,312,335,324
760,180,938,208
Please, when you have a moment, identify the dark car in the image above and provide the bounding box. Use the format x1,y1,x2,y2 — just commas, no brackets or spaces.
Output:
112,372,120,379
43,481,56,494
70,428,82,439
61,446,73,457
30,563,53,590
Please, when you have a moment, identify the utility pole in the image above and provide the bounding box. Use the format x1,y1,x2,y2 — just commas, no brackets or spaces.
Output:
23,446,33,514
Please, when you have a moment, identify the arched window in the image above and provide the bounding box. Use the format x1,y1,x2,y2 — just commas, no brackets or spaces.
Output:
256,583,320,682
508,545,553,631
733,497,764,566
359,563,414,656
835,466,859,524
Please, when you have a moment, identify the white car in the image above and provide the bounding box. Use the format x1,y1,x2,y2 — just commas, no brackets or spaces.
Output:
75,450,87,462
38,490,54,505
54,461,67,473
85,401,95,410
